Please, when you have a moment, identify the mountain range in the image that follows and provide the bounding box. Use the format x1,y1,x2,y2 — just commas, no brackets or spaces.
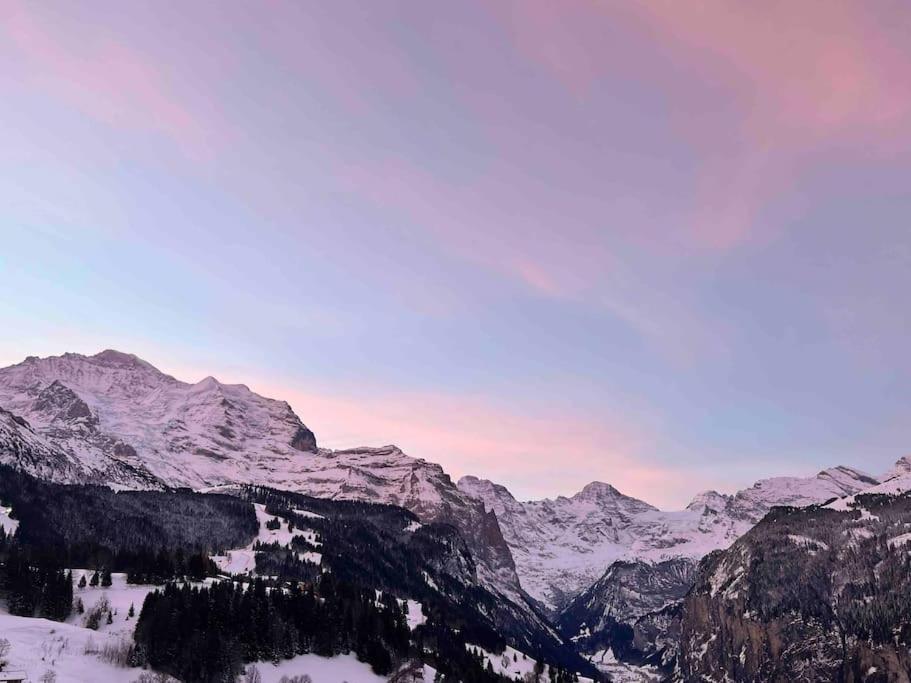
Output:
1,349,908,681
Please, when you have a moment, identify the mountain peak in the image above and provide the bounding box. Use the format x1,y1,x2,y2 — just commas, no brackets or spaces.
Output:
91,349,158,371
686,490,729,513
573,481,621,501
883,455,911,481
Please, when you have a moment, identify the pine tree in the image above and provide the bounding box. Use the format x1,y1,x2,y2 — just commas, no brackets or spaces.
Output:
89,570,99,587
101,568,112,587
78,574,87,589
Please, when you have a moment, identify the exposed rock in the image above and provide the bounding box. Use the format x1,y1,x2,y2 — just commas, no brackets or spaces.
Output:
678,490,911,682
290,425,317,452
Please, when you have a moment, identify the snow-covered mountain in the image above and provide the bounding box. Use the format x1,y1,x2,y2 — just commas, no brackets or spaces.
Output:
0,349,901,657
459,465,879,611
0,351,523,606
0,350,317,488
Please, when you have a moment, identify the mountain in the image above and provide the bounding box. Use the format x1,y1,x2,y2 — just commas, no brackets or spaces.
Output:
459,466,878,612
556,558,695,657
678,484,911,681
0,352,515,586
0,351,559,666
0,350,317,488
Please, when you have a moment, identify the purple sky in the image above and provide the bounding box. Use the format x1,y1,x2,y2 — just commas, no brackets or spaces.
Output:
2,1,911,507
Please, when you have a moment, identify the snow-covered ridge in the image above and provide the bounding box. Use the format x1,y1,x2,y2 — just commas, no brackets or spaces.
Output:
0,350,318,489
459,464,880,610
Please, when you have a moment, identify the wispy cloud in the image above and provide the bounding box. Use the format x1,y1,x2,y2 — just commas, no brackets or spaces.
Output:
1,2,216,158
496,0,911,250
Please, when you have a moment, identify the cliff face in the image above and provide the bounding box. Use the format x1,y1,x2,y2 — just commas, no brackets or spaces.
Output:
678,492,911,682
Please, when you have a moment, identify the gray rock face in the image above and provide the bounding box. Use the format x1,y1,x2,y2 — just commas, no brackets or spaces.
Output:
678,487,911,682
290,425,318,452
556,557,696,677
0,406,84,482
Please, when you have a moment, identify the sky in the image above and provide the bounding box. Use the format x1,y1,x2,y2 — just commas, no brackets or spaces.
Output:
1,1,910,508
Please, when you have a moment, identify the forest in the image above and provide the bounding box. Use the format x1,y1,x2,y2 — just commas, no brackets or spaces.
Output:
0,469,590,682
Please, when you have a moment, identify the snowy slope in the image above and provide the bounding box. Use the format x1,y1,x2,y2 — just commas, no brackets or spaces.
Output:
0,351,317,489
0,611,146,683
0,610,392,683
459,465,878,610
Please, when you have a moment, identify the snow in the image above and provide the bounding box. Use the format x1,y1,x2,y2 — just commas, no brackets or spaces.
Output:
888,532,911,548
253,505,310,545
213,547,258,575
588,648,663,682
460,464,880,609
246,653,386,683
787,535,830,551
293,508,326,520
2,572,386,683
68,572,157,636
404,599,426,630
421,571,439,592
0,505,18,535
213,503,322,575
404,521,422,533
0,611,144,683
467,643,595,683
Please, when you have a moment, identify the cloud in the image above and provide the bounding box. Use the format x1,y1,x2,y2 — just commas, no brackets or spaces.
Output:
496,0,911,250
1,2,214,158
334,155,731,364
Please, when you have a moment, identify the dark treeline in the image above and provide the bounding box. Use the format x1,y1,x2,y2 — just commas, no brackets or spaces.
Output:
134,574,415,683
0,464,257,579
243,486,509,653
0,529,72,620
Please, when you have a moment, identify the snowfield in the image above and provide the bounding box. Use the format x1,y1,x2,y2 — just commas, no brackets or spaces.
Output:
1,608,394,683
212,503,323,576
245,654,387,683
0,611,144,683
0,504,18,534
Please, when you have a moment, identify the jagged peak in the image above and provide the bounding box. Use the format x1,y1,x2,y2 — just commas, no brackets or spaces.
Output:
883,454,911,481
817,464,879,487
91,349,158,370
686,489,730,512
191,375,221,392
573,481,621,500
458,475,518,502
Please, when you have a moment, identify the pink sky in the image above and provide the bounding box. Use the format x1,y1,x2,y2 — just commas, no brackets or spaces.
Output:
2,1,910,507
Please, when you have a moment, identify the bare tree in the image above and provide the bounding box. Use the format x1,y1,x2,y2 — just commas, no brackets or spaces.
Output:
40,670,57,683
0,638,10,671
244,666,263,683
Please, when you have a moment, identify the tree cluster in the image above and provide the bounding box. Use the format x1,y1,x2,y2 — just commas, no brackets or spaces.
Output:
133,574,411,683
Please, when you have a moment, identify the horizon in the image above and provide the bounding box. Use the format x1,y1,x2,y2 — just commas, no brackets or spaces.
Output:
0,346,897,510
3,1,911,508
